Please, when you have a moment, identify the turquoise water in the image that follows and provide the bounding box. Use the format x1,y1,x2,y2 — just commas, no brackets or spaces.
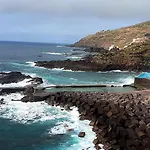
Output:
0,61,136,87
0,93,96,150
0,41,136,150
137,72,150,78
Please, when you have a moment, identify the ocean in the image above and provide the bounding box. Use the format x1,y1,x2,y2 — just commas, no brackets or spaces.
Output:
0,41,136,150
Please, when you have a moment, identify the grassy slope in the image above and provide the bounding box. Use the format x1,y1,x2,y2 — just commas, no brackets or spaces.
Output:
73,21,150,49
91,38,150,71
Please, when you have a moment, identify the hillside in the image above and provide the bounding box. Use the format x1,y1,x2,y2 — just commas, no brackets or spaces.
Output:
36,37,150,72
36,21,150,72
91,37,150,71
73,21,150,49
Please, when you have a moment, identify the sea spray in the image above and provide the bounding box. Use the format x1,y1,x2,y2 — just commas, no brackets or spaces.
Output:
0,93,98,150
0,79,32,88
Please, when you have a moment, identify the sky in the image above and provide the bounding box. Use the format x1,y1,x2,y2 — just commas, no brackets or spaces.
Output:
0,0,149,44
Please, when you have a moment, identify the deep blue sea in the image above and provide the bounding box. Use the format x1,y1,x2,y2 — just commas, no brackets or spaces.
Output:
0,41,137,150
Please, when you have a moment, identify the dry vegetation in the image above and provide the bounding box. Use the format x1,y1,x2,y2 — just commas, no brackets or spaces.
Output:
73,21,150,49
91,38,150,71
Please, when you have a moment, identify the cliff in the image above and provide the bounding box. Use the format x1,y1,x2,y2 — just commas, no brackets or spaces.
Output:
73,21,150,49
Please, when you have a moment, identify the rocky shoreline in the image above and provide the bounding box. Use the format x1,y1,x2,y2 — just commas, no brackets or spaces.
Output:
36,37,150,72
72,47,107,53
1,72,150,149
35,56,149,72
35,56,103,71
0,72,43,85
0,72,43,94
17,89,150,150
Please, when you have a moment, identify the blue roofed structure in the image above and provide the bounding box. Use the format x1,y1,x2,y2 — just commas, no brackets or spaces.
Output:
134,72,150,89
137,72,150,78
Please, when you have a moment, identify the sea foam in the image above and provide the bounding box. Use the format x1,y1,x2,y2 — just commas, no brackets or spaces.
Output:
0,78,32,88
43,52,64,55
26,61,36,67
0,93,100,149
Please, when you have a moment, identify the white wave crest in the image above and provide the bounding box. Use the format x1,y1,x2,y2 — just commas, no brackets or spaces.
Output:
67,56,82,59
43,52,63,55
0,92,101,149
50,107,98,150
110,70,129,73
70,78,77,81
0,93,55,123
26,61,36,67
98,70,130,73
119,76,134,86
0,78,32,88
57,45,64,48
51,68,64,71
50,121,70,135
50,68,85,72
63,69,85,72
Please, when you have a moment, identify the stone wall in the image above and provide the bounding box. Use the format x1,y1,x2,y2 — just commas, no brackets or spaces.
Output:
43,91,150,150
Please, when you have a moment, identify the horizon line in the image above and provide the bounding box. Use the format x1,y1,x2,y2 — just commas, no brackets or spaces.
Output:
0,40,70,45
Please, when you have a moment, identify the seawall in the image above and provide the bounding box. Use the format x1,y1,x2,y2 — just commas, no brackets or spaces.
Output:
21,90,150,150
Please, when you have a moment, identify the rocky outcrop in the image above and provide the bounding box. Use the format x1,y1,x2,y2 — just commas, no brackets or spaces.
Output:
36,57,102,71
0,72,30,84
0,72,43,94
21,87,50,102
0,88,25,95
30,77,43,85
0,98,5,105
81,47,106,53
0,72,43,85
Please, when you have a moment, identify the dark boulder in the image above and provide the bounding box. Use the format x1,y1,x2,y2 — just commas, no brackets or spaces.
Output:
78,132,86,137
24,86,34,96
0,72,43,86
21,96,30,103
30,77,43,85
0,88,25,95
21,91,50,102
0,72,30,84
0,98,5,104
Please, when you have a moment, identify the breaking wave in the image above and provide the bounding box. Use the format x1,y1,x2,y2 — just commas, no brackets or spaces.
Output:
0,78,32,88
43,52,64,55
0,92,99,150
